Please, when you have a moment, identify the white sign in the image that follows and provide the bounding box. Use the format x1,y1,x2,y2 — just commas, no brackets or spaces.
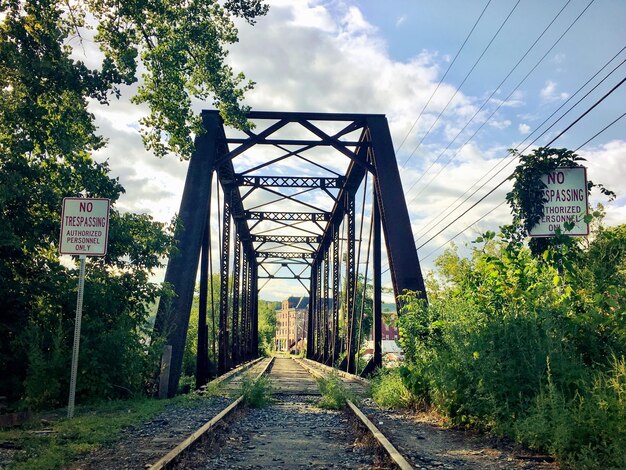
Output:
59,198,110,256
529,167,589,237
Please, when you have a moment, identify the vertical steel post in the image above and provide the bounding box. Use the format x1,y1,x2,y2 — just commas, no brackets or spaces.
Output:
240,256,249,360
307,262,317,358
232,233,241,366
332,225,340,364
345,192,356,373
323,248,330,363
316,256,323,360
219,194,231,374
373,179,382,370
196,217,210,388
251,263,259,356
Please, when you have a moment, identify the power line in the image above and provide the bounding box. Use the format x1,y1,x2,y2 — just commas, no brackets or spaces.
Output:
575,111,626,151
420,107,626,261
395,0,493,156
416,75,626,251
404,0,594,201
382,72,626,274
413,48,625,243
420,201,507,262
400,0,522,168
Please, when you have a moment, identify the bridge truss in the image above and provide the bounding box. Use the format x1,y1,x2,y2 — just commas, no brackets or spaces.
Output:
153,111,427,397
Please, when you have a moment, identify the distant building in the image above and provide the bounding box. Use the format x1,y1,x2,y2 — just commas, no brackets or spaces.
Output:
382,320,399,341
275,296,309,352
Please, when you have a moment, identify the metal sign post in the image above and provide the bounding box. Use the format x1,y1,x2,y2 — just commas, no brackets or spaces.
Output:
60,197,110,418
67,255,86,419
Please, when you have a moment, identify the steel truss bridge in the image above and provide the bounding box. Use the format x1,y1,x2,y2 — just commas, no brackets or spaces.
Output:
153,111,427,397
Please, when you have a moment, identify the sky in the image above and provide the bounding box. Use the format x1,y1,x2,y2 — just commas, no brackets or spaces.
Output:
85,0,626,301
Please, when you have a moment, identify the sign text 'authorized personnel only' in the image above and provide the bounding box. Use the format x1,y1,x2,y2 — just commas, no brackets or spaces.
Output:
59,198,110,256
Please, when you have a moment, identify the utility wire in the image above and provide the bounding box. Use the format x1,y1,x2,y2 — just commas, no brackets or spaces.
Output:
575,111,626,151
396,0,493,157
382,72,626,274
404,0,594,200
421,109,625,261
416,75,626,252
401,0,522,168
382,45,624,273
413,47,625,242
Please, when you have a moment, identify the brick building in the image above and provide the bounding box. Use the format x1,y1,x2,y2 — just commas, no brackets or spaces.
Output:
275,296,309,352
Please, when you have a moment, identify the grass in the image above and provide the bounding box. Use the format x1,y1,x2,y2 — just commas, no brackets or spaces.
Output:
0,393,211,470
317,373,354,410
240,375,273,408
369,368,416,409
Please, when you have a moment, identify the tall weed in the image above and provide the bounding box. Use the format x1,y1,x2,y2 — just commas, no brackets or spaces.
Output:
240,375,273,408
370,368,416,409
317,373,353,409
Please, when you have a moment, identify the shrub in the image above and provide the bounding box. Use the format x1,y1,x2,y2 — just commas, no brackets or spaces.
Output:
317,373,353,409
370,368,416,409
240,375,273,408
515,356,626,469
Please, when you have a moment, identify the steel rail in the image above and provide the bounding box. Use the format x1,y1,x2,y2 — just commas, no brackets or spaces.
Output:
148,357,274,470
292,358,413,470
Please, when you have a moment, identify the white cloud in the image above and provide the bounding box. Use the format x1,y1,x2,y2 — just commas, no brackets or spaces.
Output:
489,119,511,130
540,80,569,101
396,15,407,27
518,123,531,134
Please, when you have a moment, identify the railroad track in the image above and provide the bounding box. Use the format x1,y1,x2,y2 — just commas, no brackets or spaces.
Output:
148,356,412,469
76,357,559,469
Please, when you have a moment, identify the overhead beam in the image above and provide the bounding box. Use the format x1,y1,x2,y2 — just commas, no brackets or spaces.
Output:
237,175,344,189
245,211,330,222
256,252,312,259
223,138,365,146
252,235,321,244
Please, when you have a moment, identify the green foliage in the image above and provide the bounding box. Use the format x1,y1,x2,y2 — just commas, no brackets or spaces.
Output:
317,373,353,410
182,275,221,378
258,300,277,355
515,357,626,469
398,217,625,467
370,368,415,409
240,375,273,408
1,0,267,408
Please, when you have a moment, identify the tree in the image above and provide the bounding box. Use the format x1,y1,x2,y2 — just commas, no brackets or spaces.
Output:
0,0,268,406
258,300,278,355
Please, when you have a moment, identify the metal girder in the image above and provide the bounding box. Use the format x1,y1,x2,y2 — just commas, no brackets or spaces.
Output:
258,275,310,280
315,255,323,359
307,262,317,359
241,256,249,361
196,217,210,388
251,266,259,356
232,233,241,365
218,195,231,375
245,211,330,222
331,224,340,364
252,235,321,244
345,192,357,374
256,252,311,259
366,116,426,300
153,113,219,398
323,248,330,363
237,175,344,188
